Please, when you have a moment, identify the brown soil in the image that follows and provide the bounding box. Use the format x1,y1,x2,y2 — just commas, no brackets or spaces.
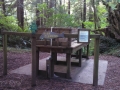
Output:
0,48,120,90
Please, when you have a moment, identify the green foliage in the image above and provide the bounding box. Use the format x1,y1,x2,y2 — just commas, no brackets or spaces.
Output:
99,36,119,53
0,1,3,5
0,11,31,48
37,3,54,20
46,13,77,27
83,3,108,30
106,0,120,9
89,39,95,55
96,5,108,28
0,13,22,31
37,3,78,27
107,45,120,57
23,25,31,33
0,12,30,32
83,21,95,30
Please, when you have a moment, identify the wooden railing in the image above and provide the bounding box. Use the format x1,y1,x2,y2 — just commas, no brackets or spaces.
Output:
1,30,100,86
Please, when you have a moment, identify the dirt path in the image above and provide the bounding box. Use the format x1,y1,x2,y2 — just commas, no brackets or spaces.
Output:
0,48,120,90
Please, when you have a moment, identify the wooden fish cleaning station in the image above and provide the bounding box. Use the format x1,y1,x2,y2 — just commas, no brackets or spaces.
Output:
1,28,100,86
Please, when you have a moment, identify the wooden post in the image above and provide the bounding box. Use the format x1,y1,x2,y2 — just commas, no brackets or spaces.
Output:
75,51,79,59
36,49,39,76
53,52,57,64
86,45,89,59
78,49,82,67
66,53,71,79
3,34,7,75
31,34,37,86
50,52,56,77
93,37,100,86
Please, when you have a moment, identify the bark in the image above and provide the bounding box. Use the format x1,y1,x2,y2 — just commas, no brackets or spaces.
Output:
82,0,86,28
17,0,24,28
1,0,6,15
102,0,120,39
68,0,70,14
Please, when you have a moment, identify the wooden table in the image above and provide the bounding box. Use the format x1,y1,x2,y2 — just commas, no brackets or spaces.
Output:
35,41,88,79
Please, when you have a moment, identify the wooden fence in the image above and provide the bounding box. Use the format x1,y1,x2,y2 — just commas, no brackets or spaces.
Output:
1,30,100,86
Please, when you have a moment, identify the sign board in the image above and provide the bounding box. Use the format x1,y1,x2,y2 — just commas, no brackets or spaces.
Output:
78,29,90,43
40,31,64,39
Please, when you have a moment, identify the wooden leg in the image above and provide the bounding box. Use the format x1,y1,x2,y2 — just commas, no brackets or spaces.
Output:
3,34,7,75
54,52,57,64
86,45,89,59
66,53,71,79
76,51,79,59
36,49,39,76
31,35,36,86
78,49,82,67
46,58,50,78
93,38,100,86
50,52,56,77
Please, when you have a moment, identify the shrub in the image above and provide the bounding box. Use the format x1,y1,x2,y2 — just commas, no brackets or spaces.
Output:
99,36,119,53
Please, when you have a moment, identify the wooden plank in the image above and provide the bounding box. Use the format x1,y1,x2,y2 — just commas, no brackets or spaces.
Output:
1,31,100,39
3,34,7,75
93,38,100,86
59,29,71,33
90,34,100,38
36,41,86,49
71,41,83,48
72,43,88,53
1,31,32,37
36,45,67,49
37,27,72,34
31,34,37,86
36,43,88,54
36,33,100,39
36,40,69,46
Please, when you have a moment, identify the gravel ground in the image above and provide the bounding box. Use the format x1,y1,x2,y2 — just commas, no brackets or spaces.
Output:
0,48,120,90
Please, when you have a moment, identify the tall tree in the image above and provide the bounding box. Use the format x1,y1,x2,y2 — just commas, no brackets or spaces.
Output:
82,0,86,28
68,0,70,14
92,0,98,29
17,0,24,28
1,0,6,15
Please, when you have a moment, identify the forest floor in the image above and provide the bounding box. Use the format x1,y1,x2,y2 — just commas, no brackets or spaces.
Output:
0,47,120,90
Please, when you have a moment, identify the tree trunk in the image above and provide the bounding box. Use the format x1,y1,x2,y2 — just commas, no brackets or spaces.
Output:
1,0,6,15
102,0,120,40
17,0,24,28
93,0,97,29
82,0,86,28
68,0,70,14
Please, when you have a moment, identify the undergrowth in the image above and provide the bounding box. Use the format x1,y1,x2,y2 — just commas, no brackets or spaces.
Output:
104,44,120,57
